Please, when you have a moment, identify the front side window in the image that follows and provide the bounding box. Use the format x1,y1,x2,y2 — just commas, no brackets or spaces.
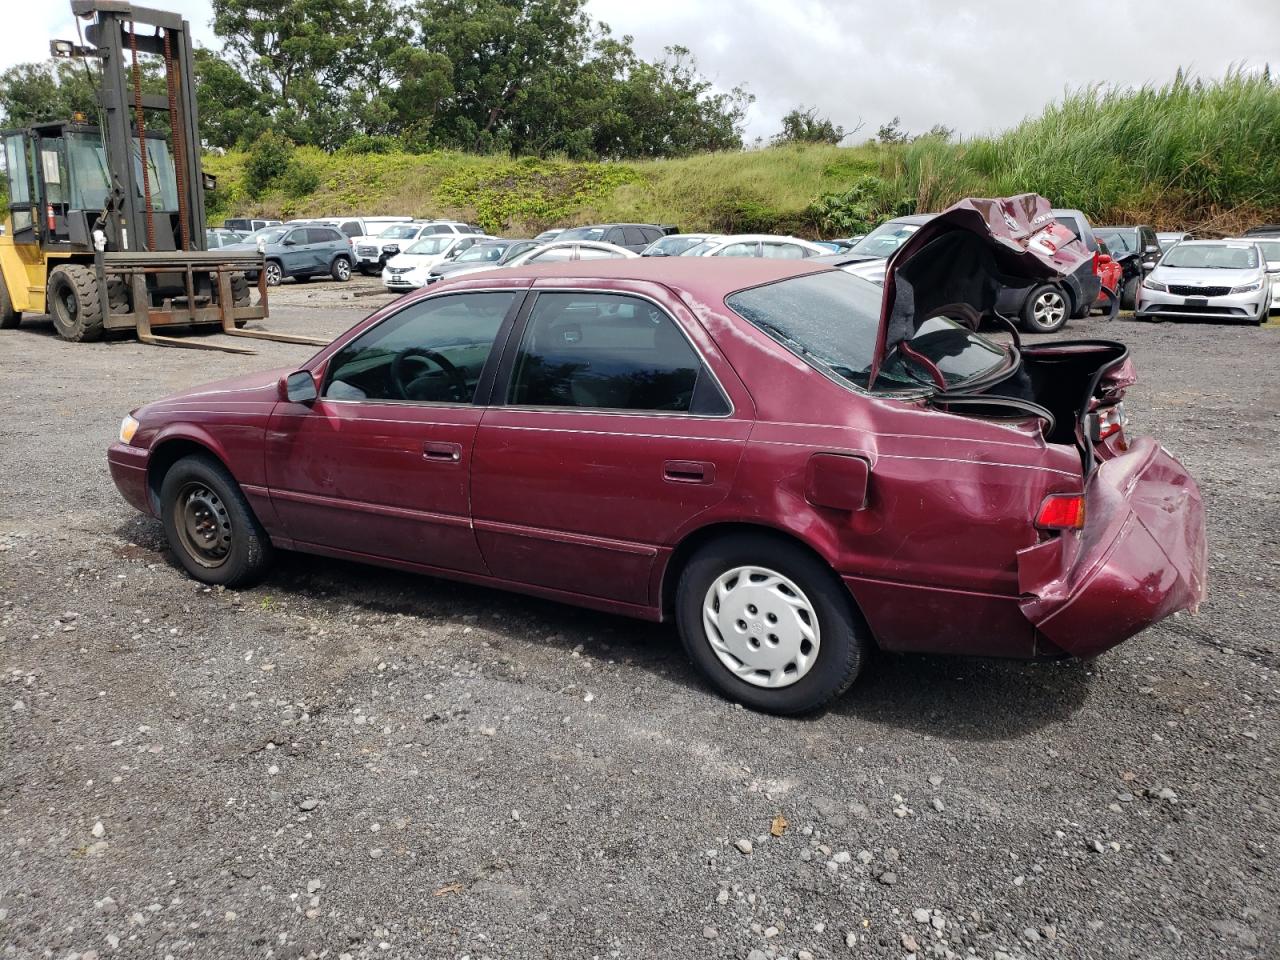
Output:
507,293,721,413
529,246,574,263
1253,239,1280,263
325,292,516,404
623,227,648,247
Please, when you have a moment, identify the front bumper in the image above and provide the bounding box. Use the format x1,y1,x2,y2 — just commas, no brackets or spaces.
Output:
382,271,428,291
1017,437,1206,659
107,442,154,516
1136,285,1269,321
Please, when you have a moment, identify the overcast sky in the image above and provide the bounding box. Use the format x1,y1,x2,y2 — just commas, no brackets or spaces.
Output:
5,0,1275,142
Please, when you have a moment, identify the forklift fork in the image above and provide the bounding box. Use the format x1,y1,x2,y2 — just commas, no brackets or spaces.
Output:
215,269,329,348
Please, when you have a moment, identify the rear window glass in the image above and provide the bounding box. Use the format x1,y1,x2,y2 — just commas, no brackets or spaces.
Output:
560,226,607,242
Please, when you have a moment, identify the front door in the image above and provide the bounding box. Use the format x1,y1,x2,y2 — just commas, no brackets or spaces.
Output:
471,288,750,607
2,132,38,245
265,289,523,573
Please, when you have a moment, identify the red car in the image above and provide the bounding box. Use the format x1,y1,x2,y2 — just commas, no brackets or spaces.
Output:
108,195,1207,714
1094,242,1123,311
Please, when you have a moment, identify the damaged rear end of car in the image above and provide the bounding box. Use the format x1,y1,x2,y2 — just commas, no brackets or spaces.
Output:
875,194,1208,658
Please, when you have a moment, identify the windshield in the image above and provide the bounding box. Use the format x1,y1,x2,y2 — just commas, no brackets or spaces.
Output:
379,224,421,239
455,242,506,263
847,221,923,258
645,235,706,256
1250,239,1280,262
559,226,606,241
1096,229,1137,253
248,227,288,244
405,236,454,256
726,270,1007,392
1162,243,1259,269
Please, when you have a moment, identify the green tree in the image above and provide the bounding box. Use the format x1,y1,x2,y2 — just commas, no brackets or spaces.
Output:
877,116,908,144
773,105,848,146
193,47,271,149
211,0,413,148
0,59,100,126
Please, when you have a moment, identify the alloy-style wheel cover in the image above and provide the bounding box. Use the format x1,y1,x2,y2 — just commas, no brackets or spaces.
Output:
1032,290,1066,327
176,482,233,568
335,259,350,280
702,565,820,688
265,263,283,286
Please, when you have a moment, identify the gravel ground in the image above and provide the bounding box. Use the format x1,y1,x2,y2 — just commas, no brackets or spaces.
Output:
1,276,1277,960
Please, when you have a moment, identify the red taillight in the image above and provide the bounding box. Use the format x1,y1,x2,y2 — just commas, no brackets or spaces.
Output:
1036,494,1086,531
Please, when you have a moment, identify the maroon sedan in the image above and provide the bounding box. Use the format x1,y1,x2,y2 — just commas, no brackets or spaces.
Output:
109,196,1207,714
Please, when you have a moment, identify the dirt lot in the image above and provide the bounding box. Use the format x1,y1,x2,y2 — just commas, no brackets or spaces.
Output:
1,275,1277,960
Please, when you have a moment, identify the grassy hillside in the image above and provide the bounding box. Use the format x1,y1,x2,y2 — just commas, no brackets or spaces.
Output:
206,70,1280,237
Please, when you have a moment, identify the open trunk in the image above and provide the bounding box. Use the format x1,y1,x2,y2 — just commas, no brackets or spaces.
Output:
875,194,1207,657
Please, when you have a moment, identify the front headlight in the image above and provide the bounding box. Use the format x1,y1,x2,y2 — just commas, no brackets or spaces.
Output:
119,414,140,444
1142,277,1167,292
1230,280,1263,294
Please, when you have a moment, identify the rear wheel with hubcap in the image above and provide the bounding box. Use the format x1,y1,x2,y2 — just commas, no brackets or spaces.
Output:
160,454,273,587
676,533,867,714
47,264,105,341
1020,283,1068,333
331,256,352,281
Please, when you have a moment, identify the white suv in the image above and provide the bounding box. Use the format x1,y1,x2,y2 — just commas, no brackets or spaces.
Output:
353,221,480,274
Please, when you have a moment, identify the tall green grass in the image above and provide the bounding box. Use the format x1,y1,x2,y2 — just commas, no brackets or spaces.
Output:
209,69,1280,235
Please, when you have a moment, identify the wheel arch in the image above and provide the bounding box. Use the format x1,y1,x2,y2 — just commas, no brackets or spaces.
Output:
658,520,858,623
145,434,231,514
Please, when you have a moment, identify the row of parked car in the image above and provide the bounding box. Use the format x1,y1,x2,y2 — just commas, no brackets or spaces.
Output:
216,212,1278,328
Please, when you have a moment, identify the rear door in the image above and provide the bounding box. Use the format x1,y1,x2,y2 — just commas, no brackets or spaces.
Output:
470,284,751,607
265,289,525,572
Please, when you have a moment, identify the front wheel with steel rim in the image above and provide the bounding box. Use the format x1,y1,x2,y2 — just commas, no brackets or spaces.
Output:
676,533,868,714
160,453,273,587
264,261,284,287
1020,282,1069,333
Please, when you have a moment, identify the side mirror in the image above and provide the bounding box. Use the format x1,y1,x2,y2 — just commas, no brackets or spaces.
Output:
282,237,296,246
282,371,318,405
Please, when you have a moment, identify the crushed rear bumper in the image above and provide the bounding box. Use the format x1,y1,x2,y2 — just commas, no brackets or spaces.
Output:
1017,437,1206,658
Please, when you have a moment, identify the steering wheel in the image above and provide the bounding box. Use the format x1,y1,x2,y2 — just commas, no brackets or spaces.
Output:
389,347,468,402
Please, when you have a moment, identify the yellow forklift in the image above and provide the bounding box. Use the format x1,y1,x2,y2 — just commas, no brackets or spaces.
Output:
0,1,325,353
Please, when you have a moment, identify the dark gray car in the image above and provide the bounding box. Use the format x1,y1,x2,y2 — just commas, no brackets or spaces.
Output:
226,225,353,286
556,223,671,253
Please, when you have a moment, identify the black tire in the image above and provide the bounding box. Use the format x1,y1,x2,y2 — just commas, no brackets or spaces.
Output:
1120,274,1139,311
230,272,251,307
0,275,20,329
675,533,868,714
331,255,352,282
105,278,130,314
47,264,105,342
358,264,375,276
159,454,273,588
1019,283,1069,334
264,260,284,287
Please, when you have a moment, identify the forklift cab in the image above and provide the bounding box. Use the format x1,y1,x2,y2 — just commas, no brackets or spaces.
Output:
3,122,183,252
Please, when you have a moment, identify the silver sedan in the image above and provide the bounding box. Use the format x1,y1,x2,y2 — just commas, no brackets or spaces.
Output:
1136,240,1271,325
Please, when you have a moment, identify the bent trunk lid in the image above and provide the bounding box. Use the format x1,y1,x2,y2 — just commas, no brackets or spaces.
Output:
869,194,1092,388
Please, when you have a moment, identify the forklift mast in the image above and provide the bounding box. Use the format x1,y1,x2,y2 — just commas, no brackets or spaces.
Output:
73,0,207,253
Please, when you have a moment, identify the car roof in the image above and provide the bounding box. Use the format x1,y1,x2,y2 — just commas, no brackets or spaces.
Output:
886,214,934,225
707,234,820,243
472,255,829,297
1173,238,1254,246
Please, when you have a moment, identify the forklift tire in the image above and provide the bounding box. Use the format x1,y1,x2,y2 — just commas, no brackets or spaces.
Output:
47,264,105,342
230,273,251,308
0,276,20,329
106,278,130,314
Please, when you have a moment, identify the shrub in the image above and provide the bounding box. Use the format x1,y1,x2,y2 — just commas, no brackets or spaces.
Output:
243,131,295,198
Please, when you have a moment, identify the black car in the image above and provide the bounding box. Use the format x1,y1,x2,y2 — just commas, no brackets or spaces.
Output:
1094,224,1162,308
555,223,673,253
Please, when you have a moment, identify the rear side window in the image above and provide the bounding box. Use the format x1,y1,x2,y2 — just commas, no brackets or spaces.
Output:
325,292,517,404
507,293,726,414
718,241,758,258
307,228,340,244
762,242,806,260
529,247,574,263
339,221,361,237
